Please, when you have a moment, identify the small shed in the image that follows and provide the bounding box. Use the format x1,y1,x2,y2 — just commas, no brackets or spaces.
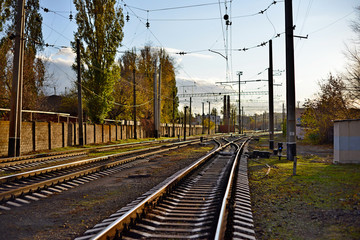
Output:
334,119,360,164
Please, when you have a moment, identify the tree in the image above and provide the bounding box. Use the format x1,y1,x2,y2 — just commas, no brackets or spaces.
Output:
0,0,47,110
115,45,179,125
72,0,124,123
344,5,360,106
302,74,357,144
203,118,215,130
0,0,11,32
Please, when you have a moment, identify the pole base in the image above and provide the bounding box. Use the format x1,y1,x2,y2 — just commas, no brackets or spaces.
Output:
287,143,296,161
8,137,16,157
269,140,274,150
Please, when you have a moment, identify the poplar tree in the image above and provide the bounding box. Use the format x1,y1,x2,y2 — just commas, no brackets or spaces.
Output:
0,0,46,109
72,0,124,123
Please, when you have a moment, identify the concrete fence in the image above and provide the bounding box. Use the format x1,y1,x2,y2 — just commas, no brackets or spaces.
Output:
0,121,208,157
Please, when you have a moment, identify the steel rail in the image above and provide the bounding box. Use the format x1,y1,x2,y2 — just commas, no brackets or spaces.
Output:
214,138,248,239
0,151,88,168
0,138,202,169
0,139,201,184
0,138,163,164
0,139,203,201
91,139,229,240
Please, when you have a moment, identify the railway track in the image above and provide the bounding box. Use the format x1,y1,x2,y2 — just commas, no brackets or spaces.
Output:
0,138,176,172
76,137,256,240
0,138,207,210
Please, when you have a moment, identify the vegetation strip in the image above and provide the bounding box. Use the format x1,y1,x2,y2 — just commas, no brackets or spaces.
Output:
248,137,360,239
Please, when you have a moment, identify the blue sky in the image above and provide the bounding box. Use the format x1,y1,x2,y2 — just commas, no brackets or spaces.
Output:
38,0,359,115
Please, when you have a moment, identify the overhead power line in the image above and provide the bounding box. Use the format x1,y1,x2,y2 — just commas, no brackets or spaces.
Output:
178,91,268,98
123,0,281,22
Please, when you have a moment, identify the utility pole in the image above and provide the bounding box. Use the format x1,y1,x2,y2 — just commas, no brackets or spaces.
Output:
240,104,242,134
133,69,137,139
232,109,235,131
184,106,188,141
282,103,285,129
153,60,158,138
285,0,297,161
263,113,265,130
207,101,210,135
172,90,175,137
227,95,230,133
214,109,217,133
8,0,25,157
158,64,161,137
76,39,84,146
202,102,204,134
237,71,243,134
189,97,192,136
223,96,227,127
15,4,25,157
255,114,257,131
268,39,274,150
242,106,244,134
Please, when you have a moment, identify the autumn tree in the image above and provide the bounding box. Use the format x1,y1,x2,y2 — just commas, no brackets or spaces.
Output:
344,5,360,106
72,0,124,123
0,0,47,110
302,74,357,144
108,49,137,120
0,0,11,32
115,46,179,126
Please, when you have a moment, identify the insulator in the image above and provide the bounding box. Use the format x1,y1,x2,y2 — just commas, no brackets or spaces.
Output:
69,11,73,21
126,14,130,22
146,21,150,28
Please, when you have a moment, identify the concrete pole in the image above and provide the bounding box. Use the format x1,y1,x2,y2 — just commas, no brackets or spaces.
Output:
202,102,204,134
158,64,161,137
242,106,244,134
15,5,25,157
184,106,188,141
237,72,242,134
214,109,217,133
8,0,25,157
223,96,227,126
285,0,297,161
172,90,175,137
255,114,257,131
76,39,84,146
189,97,192,136
208,101,210,135
227,95,230,133
268,39,274,150
153,60,158,138
133,69,137,139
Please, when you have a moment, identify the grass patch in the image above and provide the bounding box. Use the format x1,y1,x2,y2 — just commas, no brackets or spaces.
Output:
249,148,360,239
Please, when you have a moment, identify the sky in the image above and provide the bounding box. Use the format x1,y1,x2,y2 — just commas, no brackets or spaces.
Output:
37,0,359,115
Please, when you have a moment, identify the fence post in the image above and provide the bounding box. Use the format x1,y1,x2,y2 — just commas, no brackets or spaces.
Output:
48,122,52,150
102,124,104,143
83,123,86,145
94,124,96,144
32,121,36,151
62,122,65,147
